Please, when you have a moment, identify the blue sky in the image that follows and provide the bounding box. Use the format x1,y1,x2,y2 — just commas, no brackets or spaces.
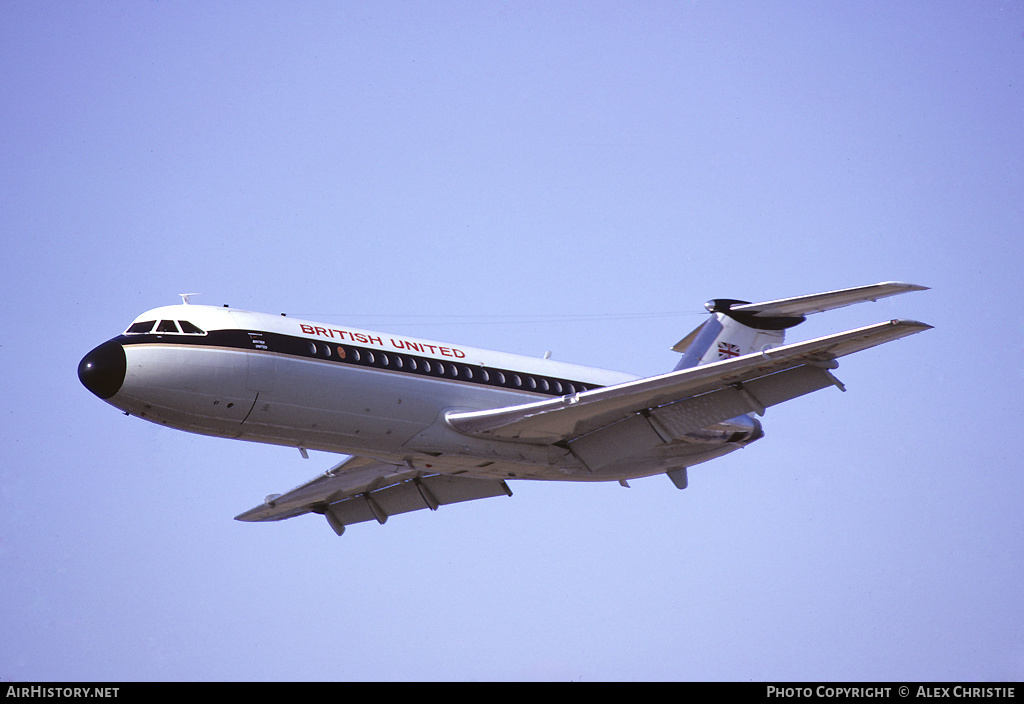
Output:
2,1,1022,681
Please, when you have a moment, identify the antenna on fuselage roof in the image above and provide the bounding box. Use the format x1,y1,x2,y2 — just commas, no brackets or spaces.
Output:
179,293,203,305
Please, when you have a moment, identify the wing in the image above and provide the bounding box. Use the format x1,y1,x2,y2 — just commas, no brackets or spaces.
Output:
447,319,932,444
235,455,512,535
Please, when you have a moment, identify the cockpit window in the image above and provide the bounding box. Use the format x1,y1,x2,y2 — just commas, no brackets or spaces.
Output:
124,319,206,335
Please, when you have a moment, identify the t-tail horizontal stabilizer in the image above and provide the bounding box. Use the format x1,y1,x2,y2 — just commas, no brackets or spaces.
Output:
673,282,928,370
725,281,929,319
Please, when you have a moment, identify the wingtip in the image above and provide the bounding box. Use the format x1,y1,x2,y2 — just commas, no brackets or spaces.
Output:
891,318,934,332
233,507,261,522
878,281,930,292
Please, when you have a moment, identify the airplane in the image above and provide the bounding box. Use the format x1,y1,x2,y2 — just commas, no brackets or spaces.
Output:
78,282,930,536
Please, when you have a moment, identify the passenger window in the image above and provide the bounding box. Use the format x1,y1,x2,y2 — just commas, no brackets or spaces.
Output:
156,320,179,333
126,321,155,334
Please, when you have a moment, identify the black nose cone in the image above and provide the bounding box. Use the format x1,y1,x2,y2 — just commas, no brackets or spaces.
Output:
78,340,126,399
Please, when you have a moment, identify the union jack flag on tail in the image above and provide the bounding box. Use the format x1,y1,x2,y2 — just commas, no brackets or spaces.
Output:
718,341,741,359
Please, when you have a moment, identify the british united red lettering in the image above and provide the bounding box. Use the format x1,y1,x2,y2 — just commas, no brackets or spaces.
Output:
302,324,464,357
392,339,422,353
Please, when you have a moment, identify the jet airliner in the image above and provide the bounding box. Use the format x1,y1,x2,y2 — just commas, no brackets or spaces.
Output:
78,282,930,536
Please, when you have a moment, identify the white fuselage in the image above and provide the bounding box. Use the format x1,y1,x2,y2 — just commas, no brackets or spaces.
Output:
80,304,753,482
86,305,633,478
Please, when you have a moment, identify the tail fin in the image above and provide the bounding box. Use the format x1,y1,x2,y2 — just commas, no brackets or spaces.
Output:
672,282,928,371
672,302,792,370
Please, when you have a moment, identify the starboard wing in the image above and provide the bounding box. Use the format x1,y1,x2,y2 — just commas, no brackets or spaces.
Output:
235,454,512,535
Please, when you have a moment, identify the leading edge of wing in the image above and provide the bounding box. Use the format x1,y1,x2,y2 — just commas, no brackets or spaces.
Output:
234,454,514,533
235,455,416,522
446,319,932,443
